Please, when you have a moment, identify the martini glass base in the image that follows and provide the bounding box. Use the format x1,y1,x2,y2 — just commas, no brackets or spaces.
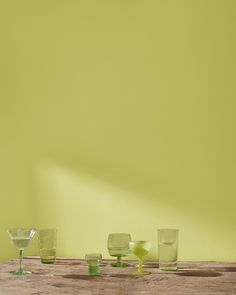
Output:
111,261,129,267
132,270,150,276
11,269,32,275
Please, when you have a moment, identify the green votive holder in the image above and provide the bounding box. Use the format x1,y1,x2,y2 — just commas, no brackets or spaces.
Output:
85,253,102,276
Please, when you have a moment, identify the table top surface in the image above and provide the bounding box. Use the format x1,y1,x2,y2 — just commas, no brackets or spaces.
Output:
0,257,236,295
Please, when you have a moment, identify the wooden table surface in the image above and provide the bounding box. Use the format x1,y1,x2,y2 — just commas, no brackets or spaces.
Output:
0,257,236,295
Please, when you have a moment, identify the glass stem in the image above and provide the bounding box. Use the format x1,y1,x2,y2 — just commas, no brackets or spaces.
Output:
139,257,143,273
117,256,121,264
19,249,23,271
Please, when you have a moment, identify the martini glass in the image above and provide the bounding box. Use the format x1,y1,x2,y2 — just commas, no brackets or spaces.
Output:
7,228,36,275
107,233,131,267
129,240,151,275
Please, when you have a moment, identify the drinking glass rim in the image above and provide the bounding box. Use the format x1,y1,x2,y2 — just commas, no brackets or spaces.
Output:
85,253,102,260
108,233,131,236
157,229,179,232
38,228,57,232
7,228,37,239
7,228,36,233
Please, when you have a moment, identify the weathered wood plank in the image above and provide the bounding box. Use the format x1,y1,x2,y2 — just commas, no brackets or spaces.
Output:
0,258,235,295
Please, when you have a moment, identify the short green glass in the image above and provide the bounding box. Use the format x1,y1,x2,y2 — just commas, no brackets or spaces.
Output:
7,228,36,275
85,253,102,276
107,233,131,267
129,240,151,275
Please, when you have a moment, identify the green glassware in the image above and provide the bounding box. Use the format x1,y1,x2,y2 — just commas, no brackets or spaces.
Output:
129,240,151,275
158,229,179,271
38,229,57,264
7,228,36,275
85,253,102,276
107,233,131,267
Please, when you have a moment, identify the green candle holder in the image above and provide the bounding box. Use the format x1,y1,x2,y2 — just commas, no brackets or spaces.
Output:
85,253,102,276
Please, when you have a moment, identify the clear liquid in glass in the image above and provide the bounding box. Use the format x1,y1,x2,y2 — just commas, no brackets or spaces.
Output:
12,237,31,249
159,241,177,271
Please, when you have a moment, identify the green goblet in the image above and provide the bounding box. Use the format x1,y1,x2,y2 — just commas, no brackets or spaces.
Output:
129,240,151,275
107,233,131,267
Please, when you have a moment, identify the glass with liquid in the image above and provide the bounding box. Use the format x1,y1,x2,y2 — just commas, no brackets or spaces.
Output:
7,228,36,275
158,229,179,271
129,240,151,275
38,229,57,264
12,237,31,249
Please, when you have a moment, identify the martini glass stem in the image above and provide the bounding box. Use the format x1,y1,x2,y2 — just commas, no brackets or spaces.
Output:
19,249,24,272
138,257,143,273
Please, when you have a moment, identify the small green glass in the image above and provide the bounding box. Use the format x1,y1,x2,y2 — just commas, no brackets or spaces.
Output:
107,233,131,267
85,253,102,276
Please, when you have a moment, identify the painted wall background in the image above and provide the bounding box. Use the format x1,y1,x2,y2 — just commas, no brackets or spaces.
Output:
0,0,236,262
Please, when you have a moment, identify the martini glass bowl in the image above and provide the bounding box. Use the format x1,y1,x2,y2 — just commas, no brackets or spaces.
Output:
7,228,36,275
129,240,151,275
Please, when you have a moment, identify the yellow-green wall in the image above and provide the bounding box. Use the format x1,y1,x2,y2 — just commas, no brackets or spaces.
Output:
0,0,236,262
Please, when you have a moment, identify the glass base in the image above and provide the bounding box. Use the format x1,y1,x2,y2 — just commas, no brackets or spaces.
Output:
41,259,56,264
159,262,177,271
132,270,150,276
11,269,32,275
111,261,129,267
160,267,177,271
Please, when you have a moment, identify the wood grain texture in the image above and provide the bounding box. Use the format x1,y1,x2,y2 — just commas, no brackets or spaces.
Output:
0,257,235,295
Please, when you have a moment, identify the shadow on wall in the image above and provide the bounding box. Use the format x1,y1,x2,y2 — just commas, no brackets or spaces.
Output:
32,158,236,262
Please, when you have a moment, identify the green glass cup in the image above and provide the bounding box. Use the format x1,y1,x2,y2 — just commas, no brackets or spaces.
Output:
85,253,102,276
107,233,131,267
38,229,57,264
